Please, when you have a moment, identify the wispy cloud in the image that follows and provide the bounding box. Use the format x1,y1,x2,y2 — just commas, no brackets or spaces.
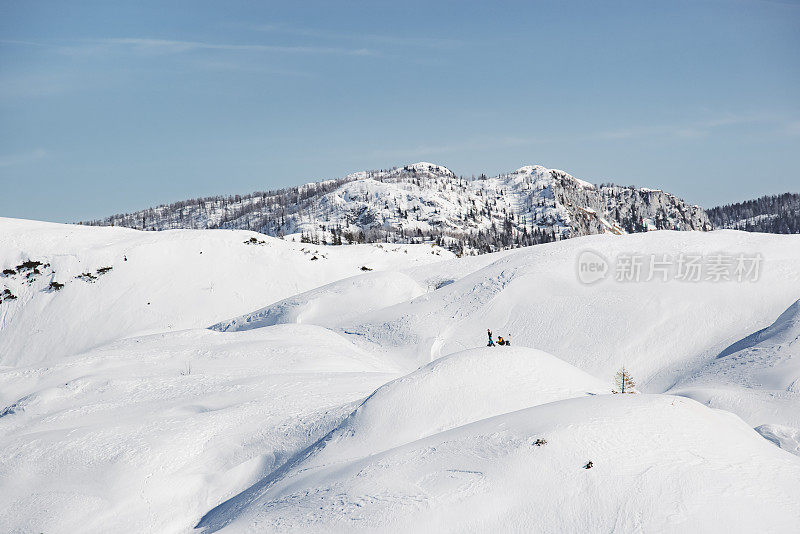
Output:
0,149,48,168
2,36,376,57
253,23,463,49
79,37,376,57
0,39,51,48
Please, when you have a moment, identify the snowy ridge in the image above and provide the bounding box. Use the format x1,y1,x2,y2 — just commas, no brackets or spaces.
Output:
716,298,800,359
83,162,711,254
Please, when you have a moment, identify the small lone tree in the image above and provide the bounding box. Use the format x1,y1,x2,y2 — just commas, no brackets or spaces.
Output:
613,366,636,394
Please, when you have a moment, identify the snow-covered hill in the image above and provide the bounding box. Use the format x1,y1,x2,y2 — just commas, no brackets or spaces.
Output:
224,228,800,385
83,163,711,254
0,325,399,533
2,217,800,533
198,394,800,533
0,217,451,366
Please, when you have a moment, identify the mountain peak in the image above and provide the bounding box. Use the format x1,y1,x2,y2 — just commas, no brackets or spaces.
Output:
512,164,596,189
402,162,455,176
512,164,548,174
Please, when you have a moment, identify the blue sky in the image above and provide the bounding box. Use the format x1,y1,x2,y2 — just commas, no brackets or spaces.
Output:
1,0,798,222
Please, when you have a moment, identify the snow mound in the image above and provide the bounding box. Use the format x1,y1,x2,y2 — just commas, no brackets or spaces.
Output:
308,346,607,463
196,346,606,530
197,395,800,533
676,297,800,391
211,271,426,332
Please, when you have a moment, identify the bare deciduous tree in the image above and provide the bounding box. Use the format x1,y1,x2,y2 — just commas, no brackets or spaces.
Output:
613,366,636,394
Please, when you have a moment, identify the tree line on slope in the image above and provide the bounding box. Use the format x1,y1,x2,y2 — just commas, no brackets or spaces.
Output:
77,165,715,255
79,167,568,255
707,193,800,234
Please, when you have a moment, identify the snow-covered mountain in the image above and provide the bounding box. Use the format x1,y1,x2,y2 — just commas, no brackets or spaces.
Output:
83,163,711,254
3,217,800,533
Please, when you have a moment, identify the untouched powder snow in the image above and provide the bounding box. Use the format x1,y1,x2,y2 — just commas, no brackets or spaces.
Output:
314,347,609,460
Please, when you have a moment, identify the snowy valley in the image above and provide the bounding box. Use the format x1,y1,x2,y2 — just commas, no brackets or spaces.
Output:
2,216,800,533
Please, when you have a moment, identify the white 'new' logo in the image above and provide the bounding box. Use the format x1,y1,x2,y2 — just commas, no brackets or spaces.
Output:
577,250,609,284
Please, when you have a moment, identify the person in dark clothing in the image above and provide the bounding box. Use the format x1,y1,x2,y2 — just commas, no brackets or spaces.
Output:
487,329,495,347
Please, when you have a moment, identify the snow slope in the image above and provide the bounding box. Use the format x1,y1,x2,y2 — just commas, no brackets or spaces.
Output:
210,247,525,336
283,347,608,467
198,394,800,533
3,217,800,533
670,298,800,455
332,230,800,386
0,324,397,533
196,346,609,531
0,217,452,366
211,271,427,332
